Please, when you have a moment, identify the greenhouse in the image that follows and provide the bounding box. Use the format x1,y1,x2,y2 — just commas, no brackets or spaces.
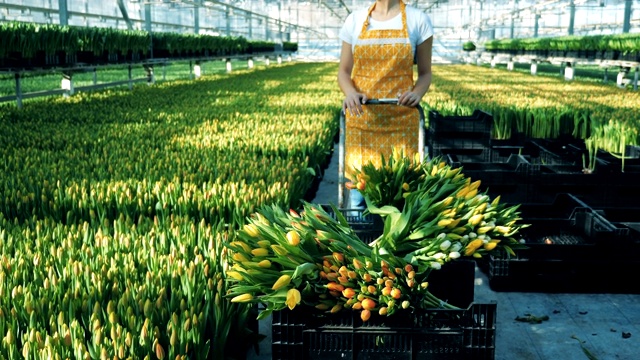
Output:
0,0,639,359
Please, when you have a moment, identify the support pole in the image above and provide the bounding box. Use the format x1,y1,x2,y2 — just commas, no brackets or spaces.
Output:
531,60,538,75
194,0,201,34
15,73,23,109
145,4,153,58
248,58,254,69
634,66,639,91
128,65,133,90
145,64,155,84
568,0,575,35
58,0,69,26
509,0,517,38
62,72,74,97
226,6,231,36
226,59,232,73
116,0,133,30
195,61,202,78
623,0,632,33
564,62,574,81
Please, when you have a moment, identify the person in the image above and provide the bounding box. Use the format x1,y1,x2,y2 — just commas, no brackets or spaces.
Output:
338,0,433,209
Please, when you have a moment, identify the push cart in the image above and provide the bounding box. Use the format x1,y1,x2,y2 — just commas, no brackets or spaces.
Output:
338,98,426,208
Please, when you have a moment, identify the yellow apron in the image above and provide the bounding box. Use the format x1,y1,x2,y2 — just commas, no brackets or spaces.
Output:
345,1,420,180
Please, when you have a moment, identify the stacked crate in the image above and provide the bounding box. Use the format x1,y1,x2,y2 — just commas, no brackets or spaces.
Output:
271,206,495,360
427,110,494,163
427,111,640,293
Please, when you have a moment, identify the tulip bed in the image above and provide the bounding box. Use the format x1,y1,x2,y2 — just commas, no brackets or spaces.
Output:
427,64,640,159
0,62,342,359
0,59,257,98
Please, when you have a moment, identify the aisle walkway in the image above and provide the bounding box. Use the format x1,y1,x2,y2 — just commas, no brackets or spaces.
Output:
250,142,640,360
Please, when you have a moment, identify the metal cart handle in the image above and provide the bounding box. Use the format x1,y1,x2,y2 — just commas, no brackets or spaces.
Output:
338,99,426,208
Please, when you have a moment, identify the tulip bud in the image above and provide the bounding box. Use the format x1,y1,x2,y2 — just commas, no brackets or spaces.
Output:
230,293,254,303
439,240,452,251
272,274,291,290
154,339,165,360
286,231,300,246
360,309,371,322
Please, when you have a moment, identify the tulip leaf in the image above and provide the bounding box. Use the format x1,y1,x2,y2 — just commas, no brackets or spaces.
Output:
292,262,317,279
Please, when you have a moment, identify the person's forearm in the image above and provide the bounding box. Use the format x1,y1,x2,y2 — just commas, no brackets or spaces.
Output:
338,70,358,96
412,71,431,99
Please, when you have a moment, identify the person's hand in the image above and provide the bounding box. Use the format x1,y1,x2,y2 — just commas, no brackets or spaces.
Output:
397,91,422,107
343,92,368,116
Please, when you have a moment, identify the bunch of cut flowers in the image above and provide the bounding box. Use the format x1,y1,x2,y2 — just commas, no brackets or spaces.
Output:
225,152,528,322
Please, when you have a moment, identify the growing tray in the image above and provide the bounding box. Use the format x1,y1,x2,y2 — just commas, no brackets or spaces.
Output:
526,138,587,166
319,205,384,244
272,301,496,360
427,110,493,163
485,194,638,293
447,154,538,205
527,163,640,207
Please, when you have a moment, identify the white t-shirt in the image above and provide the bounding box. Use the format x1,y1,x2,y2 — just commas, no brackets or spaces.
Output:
339,4,434,55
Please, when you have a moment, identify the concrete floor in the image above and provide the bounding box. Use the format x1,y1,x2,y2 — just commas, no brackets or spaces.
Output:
248,142,640,360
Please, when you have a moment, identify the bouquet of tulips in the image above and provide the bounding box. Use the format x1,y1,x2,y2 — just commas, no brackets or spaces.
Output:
225,153,528,321
346,149,425,211
225,202,458,322
352,151,529,262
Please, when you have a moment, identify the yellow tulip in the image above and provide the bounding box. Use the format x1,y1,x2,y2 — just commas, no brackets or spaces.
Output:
272,274,291,290
243,223,260,238
286,231,300,246
285,288,301,310
230,293,253,303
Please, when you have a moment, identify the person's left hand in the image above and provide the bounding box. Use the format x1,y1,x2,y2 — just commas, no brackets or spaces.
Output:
397,91,421,107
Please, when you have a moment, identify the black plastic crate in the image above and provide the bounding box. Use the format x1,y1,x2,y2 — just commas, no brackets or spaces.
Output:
431,147,492,163
447,154,539,205
588,206,640,251
526,138,587,166
428,110,493,134
272,301,496,360
525,163,640,206
427,110,493,162
319,205,384,244
489,136,538,163
595,145,640,172
484,194,637,292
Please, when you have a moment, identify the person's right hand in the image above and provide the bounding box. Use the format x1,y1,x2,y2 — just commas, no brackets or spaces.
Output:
343,92,368,117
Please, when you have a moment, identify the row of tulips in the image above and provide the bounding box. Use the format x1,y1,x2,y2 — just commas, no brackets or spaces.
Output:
0,62,344,359
0,63,341,227
0,212,250,360
484,33,640,53
426,64,640,160
0,21,292,65
226,151,527,321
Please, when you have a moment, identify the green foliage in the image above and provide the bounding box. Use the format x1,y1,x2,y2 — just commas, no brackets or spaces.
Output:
0,63,342,359
484,33,640,53
0,21,296,64
462,41,476,52
283,41,298,52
